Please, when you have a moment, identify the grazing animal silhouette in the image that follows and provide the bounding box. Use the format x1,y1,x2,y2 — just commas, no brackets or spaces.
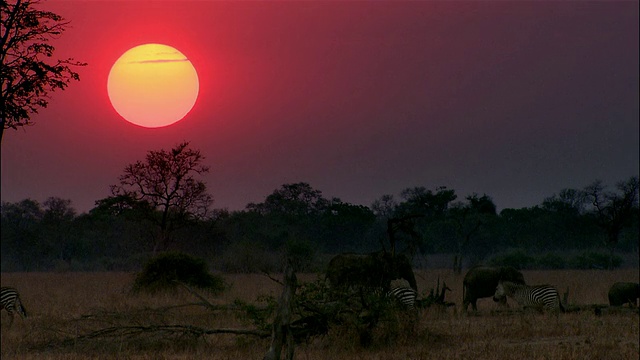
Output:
608,282,639,307
463,266,525,312
494,281,564,313
1,287,28,329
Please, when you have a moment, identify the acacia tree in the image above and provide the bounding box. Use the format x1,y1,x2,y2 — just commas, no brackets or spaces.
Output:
1,0,85,142
109,142,214,253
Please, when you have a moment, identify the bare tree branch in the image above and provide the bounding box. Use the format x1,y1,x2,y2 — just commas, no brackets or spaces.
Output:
1,0,86,141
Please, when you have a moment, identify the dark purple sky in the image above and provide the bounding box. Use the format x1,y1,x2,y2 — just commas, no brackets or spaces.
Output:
1,1,638,213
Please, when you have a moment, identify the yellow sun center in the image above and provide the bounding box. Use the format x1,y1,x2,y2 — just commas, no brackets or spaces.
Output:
107,44,199,128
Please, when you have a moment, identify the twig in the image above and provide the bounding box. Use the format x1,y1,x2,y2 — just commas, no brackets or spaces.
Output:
68,325,271,343
262,271,284,286
172,280,221,311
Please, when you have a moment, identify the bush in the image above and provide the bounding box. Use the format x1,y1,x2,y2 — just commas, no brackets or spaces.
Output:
486,250,626,270
132,252,226,294
535,253,566,269
285,237,320,272
571,251,623,270
219,241,279,273
294,276,416,349
488,250,535,270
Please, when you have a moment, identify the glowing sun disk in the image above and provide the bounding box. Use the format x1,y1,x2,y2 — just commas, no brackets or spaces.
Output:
107,43,199,128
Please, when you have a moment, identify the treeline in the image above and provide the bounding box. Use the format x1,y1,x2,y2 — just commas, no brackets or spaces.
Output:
1,179,638,273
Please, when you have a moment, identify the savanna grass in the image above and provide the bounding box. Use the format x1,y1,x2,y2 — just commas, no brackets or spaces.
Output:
1,269,638,359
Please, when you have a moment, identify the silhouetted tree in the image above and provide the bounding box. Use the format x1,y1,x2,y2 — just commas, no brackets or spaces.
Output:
542,188,586,215
390,186,457,257
371,194,397,219
320,202,376,252
583,176,639,269
42,197,75,220
109,142,214,253
245,183,331,259
449,194,497,274
247,182,330,217
0,198,43,270
40,197,77,265
394,186,457,219
538,189,593,250
1,0,86,141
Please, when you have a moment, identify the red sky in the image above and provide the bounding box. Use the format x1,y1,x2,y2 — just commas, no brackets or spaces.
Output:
1,0,639,214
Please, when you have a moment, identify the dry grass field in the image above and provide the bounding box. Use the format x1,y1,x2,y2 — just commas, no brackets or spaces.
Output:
2,269,639,359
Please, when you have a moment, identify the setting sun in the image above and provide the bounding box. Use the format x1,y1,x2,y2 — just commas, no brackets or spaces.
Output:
107,43,199,128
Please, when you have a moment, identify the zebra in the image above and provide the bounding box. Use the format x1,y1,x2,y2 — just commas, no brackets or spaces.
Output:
1,287,28,328
387,285,418,309
493,281,565,313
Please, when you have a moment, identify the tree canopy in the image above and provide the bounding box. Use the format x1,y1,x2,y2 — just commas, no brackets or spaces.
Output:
107,141,214,253
1,177,638,272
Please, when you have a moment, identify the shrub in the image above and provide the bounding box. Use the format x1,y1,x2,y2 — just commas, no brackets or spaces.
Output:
535,253,567,269
219,241,279,273
488,250,535,270
285,237,320,272
289,276,415,349
571,251,623,270
132,252,226,294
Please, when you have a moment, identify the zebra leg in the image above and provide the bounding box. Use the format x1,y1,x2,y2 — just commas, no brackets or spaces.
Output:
7,312,14,329
497,296,510,308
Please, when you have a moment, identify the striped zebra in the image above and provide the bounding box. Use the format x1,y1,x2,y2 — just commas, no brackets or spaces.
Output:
493,281,565,313
387,286,418,309
1,287,28,328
